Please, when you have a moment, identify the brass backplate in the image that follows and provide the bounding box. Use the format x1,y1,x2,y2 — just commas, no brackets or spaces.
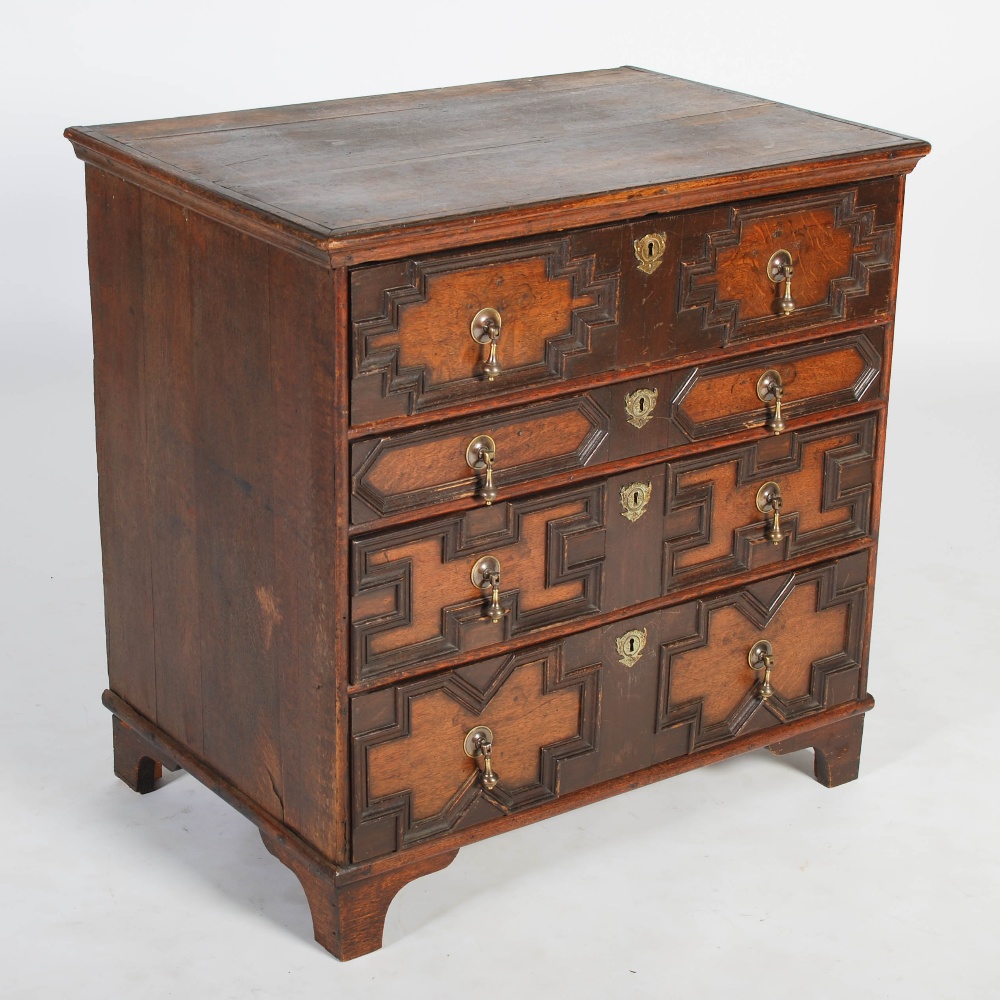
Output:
634,232,667,275
471,554,501,589
756,369,782,403
748,639,773,670
470,307,502,344
465,433,496,471
464,725,494,757
755,481,780,515
620,482,652,522
767,249,793,283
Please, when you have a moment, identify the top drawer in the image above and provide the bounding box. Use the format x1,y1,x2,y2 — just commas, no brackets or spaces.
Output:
350,178,900,426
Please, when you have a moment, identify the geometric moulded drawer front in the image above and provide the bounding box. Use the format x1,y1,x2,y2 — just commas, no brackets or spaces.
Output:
350,552,869,862
350,393,611,525
350,231,623,425
670,328,883,442
350,415,877,680
663,414,877,592
676,178,899,350
350,484,607,681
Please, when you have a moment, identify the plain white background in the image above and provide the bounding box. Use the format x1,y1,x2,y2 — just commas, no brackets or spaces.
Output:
2,1,998,997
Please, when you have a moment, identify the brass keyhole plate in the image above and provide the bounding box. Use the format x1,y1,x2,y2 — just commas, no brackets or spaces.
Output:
616,628,648,668
755,481,781,515
620,481,652,522
624,387,658,429
634,232,667,275
767,249,793,283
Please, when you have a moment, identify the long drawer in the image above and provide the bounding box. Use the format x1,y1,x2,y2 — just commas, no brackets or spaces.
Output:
350,552,870,862
350,414,876,681
350,327,885,525
350,179,899,426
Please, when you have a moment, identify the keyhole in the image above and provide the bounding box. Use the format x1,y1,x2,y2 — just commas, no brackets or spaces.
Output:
633,491,640,505
647,241,655,258
637,397,646,412
628,637,636,652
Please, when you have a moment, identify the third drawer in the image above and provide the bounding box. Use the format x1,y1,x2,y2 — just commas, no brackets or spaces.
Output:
351,413,876,681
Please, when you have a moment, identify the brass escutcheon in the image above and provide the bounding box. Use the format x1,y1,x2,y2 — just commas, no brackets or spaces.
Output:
624,387,658,429
464,725,499,791
616,628,648,668
620,481,652,522
634,232,668,275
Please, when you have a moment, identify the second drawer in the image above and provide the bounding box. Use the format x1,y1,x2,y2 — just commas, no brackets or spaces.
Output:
350,327,885,525
351,414,876,680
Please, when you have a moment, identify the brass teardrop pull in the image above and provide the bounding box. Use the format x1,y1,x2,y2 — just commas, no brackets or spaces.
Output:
471,555,507,624
748,640,775,700
471,307,503,380
756,369,786,435
466,434,498,505
767,249,796,316
755,481,784,545
464,725,499,791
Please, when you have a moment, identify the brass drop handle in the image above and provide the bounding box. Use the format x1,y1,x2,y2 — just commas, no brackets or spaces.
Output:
471,307,503,381
755,481,784,545
748,640,775,700
756,369,786,435
466,434,498,505
471,555,507,624
767,249,796,316
464,725,499,791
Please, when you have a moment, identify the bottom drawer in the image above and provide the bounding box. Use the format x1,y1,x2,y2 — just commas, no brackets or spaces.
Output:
350,552,869,862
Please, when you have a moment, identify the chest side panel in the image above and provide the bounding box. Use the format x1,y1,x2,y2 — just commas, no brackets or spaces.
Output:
86,167,347,862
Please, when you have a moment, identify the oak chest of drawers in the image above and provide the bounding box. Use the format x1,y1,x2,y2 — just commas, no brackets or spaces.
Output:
66,67,929,960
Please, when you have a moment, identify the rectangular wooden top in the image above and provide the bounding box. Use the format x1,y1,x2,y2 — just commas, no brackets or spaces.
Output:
66,67,929,265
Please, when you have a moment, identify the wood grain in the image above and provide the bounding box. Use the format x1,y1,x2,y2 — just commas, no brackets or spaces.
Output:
669,583,848,726
350,233,619,422
678,343,870,425
87,167,156,720
351,493,600,678
373,258,589,385
352,399,607,523
85,171,344,859
665,416,876,589
368,659,582,822
66,68,928,266
678,181,900,348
